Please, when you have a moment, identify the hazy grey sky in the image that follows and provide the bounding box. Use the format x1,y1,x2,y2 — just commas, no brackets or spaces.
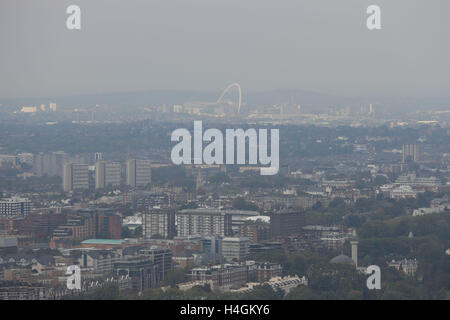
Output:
0,0,449,100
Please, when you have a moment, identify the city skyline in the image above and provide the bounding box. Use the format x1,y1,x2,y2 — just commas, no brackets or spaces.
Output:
0,0,449,304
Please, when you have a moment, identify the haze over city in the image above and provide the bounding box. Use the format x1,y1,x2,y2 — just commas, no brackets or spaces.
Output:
1,0,449,103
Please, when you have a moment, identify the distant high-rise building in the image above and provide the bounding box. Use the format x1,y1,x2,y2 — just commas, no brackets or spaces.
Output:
402,143,419,163
33,152,68,177
95,161,121,189
63,163,89,192
142,209,176,239
369,104,373,115
33,153,50,177
43,153,52,176
94,152,103,162
49,103,57,112
126,159,152,188
51,151,68,177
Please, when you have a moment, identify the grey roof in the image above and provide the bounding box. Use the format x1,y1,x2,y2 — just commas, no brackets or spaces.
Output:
122,245,145,257
330,254,355,265
0,254,35,264
35,255,55,266
174,250,194,258
85,250,116,259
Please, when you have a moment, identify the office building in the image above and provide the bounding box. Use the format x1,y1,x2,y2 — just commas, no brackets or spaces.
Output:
139,247,173,284
52,215,94,242
79,249,121,275
115,257,154,291
95,209,122,239
269,209,306,238
201,236,222,260
221,237,249,262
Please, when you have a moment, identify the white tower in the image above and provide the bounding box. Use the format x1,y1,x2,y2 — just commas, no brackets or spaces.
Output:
350,240,358,268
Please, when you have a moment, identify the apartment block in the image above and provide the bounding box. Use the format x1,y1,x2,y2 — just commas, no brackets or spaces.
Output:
126,159,152,188
63,163,89,192
95,161,121,189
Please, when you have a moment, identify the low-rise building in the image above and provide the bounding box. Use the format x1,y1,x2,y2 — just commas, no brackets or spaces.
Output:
388,258,418,277
188,263,248,291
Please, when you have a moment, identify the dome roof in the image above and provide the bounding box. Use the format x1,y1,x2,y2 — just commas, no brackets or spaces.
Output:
330,254,355,265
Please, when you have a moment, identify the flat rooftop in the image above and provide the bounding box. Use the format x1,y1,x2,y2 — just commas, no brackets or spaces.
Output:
81,239,125,245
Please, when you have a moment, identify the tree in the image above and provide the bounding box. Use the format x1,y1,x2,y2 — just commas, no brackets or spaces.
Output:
180,201,199,210
163,268,189,287
241,284,283,300
374,175,388,185
285,286,319,300
344,214,366,228
232,197,259,212
328,198,345,208
347,290,363,300
90,283,120,300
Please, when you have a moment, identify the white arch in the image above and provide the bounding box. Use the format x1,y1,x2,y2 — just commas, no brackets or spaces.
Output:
216,83,242,114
